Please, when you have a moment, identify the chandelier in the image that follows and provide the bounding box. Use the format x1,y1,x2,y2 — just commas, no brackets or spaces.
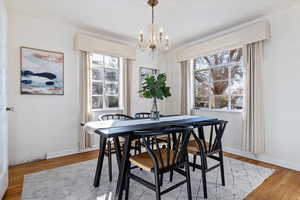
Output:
138,0,169,54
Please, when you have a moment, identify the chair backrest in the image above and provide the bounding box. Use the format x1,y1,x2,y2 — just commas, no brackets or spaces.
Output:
99,114,133,121
135,112,151,119
192,120,228,155
135,112,165,119
134,126,193,171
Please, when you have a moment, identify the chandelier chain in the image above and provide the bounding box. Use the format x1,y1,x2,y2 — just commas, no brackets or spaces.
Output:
152,5,154,25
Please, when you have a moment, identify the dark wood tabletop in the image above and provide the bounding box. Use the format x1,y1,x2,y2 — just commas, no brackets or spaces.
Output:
92,116,218,137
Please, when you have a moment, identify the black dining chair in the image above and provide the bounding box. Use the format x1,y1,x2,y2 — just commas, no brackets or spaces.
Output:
100,114,134,121
187,120,228,199
134,112,152,119
98,113,141,182
124,126,193,200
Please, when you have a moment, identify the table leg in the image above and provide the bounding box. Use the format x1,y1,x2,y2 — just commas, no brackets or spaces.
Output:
114,135,132,200
197,126,207,153
113,136,122,170
94,135,107,187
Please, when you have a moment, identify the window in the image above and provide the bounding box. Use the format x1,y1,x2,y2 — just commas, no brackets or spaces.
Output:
90,53,121,111
193,48,244,111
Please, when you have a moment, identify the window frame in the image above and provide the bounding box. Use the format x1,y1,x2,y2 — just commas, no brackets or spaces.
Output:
90,53,123,112
191,48,245,112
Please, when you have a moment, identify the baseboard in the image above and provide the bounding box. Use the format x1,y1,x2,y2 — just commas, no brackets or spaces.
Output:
46,145,99,160
223,146,300,172
46,145,300,172
0,172,8,200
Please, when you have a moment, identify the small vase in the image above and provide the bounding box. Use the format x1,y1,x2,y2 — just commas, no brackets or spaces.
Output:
151,98,160,120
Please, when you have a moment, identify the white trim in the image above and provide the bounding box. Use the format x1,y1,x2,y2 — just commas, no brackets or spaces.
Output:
224,146,300,172
189,60,194,114
192,108,243,114
90,54,123,111
46,145,300,172
0,172,8,199
46,145,99,160
92,108,123,112
75,34,136,60
191,48,245,112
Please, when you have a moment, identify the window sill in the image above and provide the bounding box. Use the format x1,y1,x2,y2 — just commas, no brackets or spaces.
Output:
191,108,243,114
92,108,123,112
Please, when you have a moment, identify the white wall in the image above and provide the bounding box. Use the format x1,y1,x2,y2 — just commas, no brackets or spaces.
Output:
7,10,167,164
262,5,300,168
165,5,300,171
7,11,81,165
130,51,168,116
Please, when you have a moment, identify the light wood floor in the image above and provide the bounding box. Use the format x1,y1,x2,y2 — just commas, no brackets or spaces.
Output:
3,150,300,200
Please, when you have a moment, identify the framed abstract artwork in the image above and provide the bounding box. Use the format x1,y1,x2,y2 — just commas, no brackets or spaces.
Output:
139,67,158,97
20,47,64,95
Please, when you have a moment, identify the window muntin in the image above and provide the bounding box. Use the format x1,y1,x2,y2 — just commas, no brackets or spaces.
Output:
193,48,244,111
91,54,121,110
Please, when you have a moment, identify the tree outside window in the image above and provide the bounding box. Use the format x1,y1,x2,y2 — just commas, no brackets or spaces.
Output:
193,48,244,111
91,54,121,110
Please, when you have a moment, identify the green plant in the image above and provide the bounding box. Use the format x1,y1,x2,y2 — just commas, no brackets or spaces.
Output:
139,73,171,100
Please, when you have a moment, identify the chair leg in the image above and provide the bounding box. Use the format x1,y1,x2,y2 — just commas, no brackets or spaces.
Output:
160,174,164,186
151,138,155,150
169,169,173,182
193,155,197,171
154,171,161,200
185,161,192,200
107,140,112,182
138,140,142,154
219,150,225,186
134,143,137,155
125,162,131,200
200,157,208,199
201,168,208,199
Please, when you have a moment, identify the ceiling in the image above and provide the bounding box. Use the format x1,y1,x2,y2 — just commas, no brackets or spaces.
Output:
6,0,300,48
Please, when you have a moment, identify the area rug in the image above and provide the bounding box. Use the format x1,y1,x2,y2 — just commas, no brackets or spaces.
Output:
22,156,274,200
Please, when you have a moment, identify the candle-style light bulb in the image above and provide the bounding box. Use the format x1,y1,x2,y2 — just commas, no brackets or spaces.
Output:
139,30,144,42
159,28,163,41
165,35,169,50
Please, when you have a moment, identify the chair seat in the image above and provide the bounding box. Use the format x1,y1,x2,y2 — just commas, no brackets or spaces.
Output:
151,135,169,144
187,140,200,155
129,148,176,172
157,135,169,142
105,139,140,152
187,140,209,155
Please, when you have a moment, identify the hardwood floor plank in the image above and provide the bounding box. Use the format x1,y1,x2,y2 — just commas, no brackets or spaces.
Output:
3,150,300,200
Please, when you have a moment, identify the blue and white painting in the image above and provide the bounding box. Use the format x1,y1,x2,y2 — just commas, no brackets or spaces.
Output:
21,47,64,95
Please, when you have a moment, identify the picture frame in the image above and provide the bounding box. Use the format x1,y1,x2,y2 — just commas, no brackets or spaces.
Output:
20,47,64,95
139,67,158,97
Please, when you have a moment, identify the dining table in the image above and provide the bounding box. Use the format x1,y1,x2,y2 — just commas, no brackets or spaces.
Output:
85,115,218,200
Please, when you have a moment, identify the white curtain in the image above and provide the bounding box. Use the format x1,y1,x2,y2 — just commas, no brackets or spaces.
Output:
242,41,265,154
80,51,92,150
180,60,191,115
123,59,132,116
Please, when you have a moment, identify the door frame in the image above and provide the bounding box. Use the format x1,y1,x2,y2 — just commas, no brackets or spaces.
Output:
0,68,8,199
0,0,8,198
